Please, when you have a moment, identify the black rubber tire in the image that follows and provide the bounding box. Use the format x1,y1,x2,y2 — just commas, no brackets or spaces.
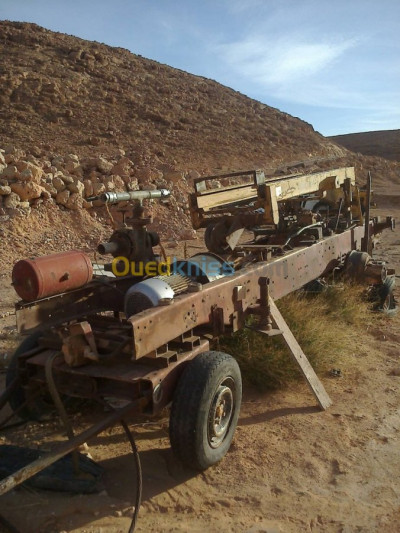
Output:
169,351,242,470
6,332,53,421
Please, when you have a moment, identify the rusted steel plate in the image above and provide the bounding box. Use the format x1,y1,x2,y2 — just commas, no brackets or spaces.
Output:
27,339,209,412
129,225,366,358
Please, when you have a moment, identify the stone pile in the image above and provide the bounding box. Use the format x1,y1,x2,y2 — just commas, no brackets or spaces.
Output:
0,146,196,235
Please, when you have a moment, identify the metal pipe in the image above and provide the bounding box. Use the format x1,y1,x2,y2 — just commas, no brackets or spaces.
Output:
89,189,171,205
97,241,119,255
362,172,372,252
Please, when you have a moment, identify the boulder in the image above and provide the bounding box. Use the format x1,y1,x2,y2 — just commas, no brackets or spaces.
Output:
52,176,66,192
0,185,11,195
125,177,139,191
65,160,80,174
83,179,94,198
65,154,80,163
92,182,106,196
96,157,114,174
113,175,126,192
10,181,43,201
4,192,21,209
41,182,57,197
56,189,70,206
68,180,85,195
61,174,74,185
66,192,84,210
19,168,34,182
1,165,19,180
82,157,113,174
51,156,64,169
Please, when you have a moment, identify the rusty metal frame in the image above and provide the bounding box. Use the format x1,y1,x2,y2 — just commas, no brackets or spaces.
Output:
190,167,357,229
1,205,393,498
129,222,369,358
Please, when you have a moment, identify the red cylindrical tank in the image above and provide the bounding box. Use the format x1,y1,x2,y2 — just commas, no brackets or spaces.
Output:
12,250,93,302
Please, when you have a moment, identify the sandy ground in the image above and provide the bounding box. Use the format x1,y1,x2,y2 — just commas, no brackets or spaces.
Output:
0,201,399,533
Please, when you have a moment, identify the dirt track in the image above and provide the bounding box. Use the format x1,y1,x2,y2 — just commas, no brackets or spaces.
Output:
0,204,399,533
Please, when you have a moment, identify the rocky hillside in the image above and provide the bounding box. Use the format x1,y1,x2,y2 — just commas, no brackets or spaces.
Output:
331,130,400,162
0,21,399,276
0,21,346,171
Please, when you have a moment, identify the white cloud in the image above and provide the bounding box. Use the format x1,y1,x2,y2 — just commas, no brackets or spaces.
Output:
217,36,358,85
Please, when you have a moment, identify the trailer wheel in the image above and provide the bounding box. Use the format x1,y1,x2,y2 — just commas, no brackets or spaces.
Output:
6,332,53,421
169,351,242,470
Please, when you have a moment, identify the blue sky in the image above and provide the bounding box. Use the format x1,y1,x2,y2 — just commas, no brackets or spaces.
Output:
1,0,399,136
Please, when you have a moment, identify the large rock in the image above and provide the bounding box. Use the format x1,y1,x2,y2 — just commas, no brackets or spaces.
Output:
10,181,43,201
19,168,34,182
113,175,126,191
82,157,113,174
4,192,21,209
15,161,43,183
83,179,94,198
0,185,11,195
96,157,114,174
125,177,139,191
60,174,74,185
56,189,70,206
4,146,26,162
68,180,85,195
52,176,66,192
66,192,84,210
41,182,58,197
51,156,65,170
65,160,80,174
1,165,19,180
65,153,80,163
92,182,106,196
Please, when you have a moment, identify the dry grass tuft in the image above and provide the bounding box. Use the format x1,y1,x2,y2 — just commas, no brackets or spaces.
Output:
219,283,372,390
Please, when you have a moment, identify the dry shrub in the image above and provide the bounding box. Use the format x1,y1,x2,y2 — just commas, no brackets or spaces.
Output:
219,283,371,390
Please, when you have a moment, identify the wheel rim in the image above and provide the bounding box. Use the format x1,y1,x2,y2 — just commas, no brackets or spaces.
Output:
208,379,234,449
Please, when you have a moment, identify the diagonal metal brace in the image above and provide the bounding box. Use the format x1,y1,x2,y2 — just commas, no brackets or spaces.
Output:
0,399,145,496
267,297,332,410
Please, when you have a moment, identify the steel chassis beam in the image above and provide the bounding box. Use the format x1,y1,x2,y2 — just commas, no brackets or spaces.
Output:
129,222,369,359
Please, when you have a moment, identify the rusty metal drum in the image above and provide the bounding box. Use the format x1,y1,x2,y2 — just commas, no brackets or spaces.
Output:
12,250,93,302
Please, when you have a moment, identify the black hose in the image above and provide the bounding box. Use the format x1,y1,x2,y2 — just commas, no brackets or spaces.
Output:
120,419,142,533
97,398,142,533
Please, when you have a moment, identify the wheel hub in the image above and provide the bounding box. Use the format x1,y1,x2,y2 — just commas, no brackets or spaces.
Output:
208,383,234,448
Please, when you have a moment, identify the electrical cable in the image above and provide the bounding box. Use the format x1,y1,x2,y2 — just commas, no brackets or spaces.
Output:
120,419,142,533
97,398,142,533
